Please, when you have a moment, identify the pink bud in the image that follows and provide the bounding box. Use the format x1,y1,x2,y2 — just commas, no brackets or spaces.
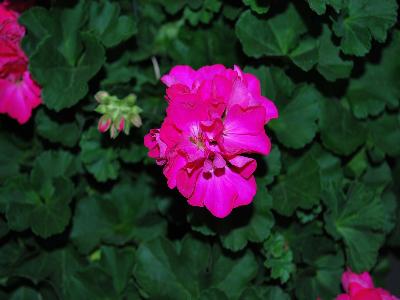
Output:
118,118,125,132
98,117,111,133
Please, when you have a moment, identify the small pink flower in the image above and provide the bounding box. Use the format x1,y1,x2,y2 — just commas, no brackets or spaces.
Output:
334,269,399,300
145,65,278,218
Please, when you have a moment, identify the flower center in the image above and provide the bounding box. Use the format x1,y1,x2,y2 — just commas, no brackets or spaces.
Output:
189,136,205,150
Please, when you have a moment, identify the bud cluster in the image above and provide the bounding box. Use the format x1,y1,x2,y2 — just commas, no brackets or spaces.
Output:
95,91,143,138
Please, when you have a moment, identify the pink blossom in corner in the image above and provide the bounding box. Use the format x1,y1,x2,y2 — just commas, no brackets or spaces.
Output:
0,71,41,124
318,269,400,300
0,2,42,124
144,65,278,218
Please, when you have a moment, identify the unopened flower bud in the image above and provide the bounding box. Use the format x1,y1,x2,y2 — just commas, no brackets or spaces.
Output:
118,118,125,132
98,116,111,133
131,115,142,128
94,91,142,138
95,91,109,103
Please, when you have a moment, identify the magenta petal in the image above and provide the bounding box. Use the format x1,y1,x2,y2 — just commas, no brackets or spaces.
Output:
144,129,167,163
254,95,279,123
335,295,351,300
229,156,257,178
213,153,226,169
228,79,251,109
189,169,237,218
166,90,209,128
163,154,186,189
243,72,262,97
159,118,182,149
196,64,226,81
177,165,202,198
342,270,374,293
222,105,271,155
232,172,256,207
161,65,196,88
188,166,256,218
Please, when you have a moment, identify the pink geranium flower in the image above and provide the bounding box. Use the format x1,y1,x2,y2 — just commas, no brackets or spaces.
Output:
144,65,278,218
0,1,41,124
318,269,399,300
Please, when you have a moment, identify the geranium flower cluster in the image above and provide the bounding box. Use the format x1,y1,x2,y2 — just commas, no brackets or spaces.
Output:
0,0,41,124
336,270,399,300
144,65,278,218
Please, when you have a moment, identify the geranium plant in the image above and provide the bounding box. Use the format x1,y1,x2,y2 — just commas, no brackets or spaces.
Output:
0,0,399,299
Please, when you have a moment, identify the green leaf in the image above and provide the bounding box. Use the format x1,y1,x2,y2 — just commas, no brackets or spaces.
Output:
289,37,319,72
284,222,327,262
183,0,222,26
263,233,295,283
101,52,136,86
244,66,295,104
269,85,321,149
31,150,82,183
134,237,257,299
306,0,343,15
0,132,26,181
317,25,353,81
88,0,137,48
332,0,398,56
9,287,42,300
362,162,392,193
29,33,105,111
79,127,120,182
188,183,274,251
98,246,136,295
240,286,290,300
308,144,344,189
323,183,387,271
235,5,306,58
319,99,367,155
346,31,400,118
169,22,238,68
380,192,397,234
222,4,242,20
158,0,187,15
35,109,82,147
272,154,321,216
71,177,166,253
344,148,368,178
119,144,148,164
242,0,269,14
220,185,274,251
295,254,343,300
0,217,9,239
0,151,78,238
21,2,106,111
368,112,400,157
19,247,117,299
2,176,73,238
259,145,282,186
